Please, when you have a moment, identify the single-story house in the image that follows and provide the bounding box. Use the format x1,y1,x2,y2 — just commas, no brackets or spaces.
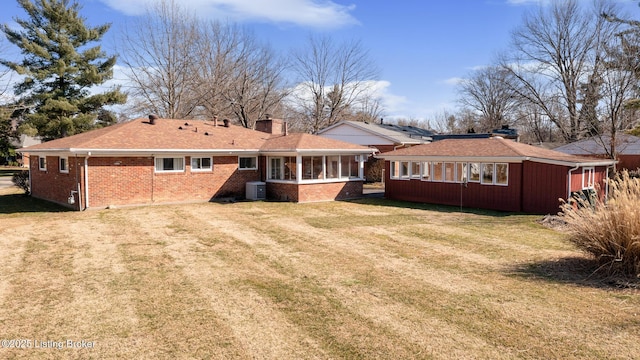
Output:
554,134,640,171
18,117,374,210
377,137,616,214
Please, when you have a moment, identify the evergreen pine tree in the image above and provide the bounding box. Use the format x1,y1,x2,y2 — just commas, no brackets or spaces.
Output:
1,0,126,141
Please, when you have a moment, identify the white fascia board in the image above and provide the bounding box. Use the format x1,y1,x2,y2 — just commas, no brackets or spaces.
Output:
376,155,525,163
295,149,375,155
27,148,262,156
529,157,617,167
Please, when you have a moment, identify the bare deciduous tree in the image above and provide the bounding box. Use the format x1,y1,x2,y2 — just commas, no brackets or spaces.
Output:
120,1,288,127
197,24,289,128
503,0,621,142
120,0,202,119
290,36,380,133
457,65,521,132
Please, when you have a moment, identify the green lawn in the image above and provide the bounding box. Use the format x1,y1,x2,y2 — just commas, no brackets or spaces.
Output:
0,195,638,359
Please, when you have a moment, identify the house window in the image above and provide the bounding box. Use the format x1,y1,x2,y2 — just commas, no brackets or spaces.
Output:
421,161,430,180
468,163,480,182
340,155,359,178
284,157,296,180
59,157,69,173
456,163,466,183
410,162,420,179
239,156,257,170
38,156,46,171
191,157,212,171
327,155,340,179
269,157,283,180
583,167,595,189
399,161,410,179
495,163,508,185
432,162,443,182
155,157,185,172
444,162,456,182
481,163,494,184
302,156,324,180
390,161,399,179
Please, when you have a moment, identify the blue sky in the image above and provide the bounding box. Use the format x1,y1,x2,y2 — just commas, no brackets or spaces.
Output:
1,0,639,122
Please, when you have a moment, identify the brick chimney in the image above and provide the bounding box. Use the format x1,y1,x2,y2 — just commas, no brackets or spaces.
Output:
255,117,287,135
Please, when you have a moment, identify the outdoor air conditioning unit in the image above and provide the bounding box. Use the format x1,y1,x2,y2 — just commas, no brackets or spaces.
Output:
246,181,266,200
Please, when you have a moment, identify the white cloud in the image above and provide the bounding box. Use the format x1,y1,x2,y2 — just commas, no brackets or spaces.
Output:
443,77,463,86
99,0,358,29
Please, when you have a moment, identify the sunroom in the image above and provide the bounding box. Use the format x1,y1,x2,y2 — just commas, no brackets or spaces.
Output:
265,154,365,183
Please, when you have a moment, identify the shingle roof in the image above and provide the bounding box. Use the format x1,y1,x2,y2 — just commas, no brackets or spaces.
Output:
554,134,640,155
20,118,373,154
318,120,432,145
262,133,372,152
378,138,616,166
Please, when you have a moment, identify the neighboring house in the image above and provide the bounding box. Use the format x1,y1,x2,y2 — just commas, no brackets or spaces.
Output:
554,134,640,171
377,137,616,214
8,119,41,167
18,117,373,209
431,125,519,142
318,120,434,181
317,120,433,153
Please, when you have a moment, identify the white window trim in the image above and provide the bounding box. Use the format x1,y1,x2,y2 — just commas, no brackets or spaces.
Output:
443,162,457,183
59,157,69,173
268,157,284,180
582,167,595,189
238,156,258,170
481,163,495,185
495,163,509,186
38,156,46,171
191,157,213,172
154,157,185,173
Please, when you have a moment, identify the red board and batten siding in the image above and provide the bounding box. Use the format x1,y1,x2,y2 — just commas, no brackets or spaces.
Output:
383,162,523,212
384,161,610,214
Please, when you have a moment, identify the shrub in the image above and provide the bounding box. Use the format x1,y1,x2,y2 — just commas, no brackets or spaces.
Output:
11,170,30,194
560,170,640,278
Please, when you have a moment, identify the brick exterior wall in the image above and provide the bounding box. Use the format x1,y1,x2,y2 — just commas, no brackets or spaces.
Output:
87,156,260,208
30,155,261,209
267,181,363,202
30,154,363,208
29,155,84,210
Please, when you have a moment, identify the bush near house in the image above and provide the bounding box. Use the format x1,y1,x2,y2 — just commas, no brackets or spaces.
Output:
11,170,30,194
561,171,640,278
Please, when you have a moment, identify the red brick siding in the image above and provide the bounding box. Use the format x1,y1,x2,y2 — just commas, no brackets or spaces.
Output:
266,181,363,202
86,156,260,208
88,157,154,207
29,155,84,209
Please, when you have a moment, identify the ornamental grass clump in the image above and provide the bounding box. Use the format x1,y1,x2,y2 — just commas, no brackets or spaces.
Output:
561,170,640,278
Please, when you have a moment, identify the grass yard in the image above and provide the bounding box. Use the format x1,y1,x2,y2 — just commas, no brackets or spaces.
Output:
0,187,639,359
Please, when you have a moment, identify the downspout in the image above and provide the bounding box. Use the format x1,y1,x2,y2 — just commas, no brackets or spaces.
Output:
84,152,91,209
74,154,82,211
567,164,580,201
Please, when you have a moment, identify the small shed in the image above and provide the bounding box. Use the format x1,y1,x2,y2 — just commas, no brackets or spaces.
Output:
377,138,616,214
